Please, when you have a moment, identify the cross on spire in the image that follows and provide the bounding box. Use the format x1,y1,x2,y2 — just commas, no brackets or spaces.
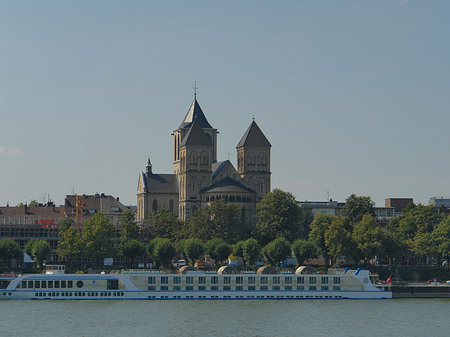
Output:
226,150,231,160
193,81,198,98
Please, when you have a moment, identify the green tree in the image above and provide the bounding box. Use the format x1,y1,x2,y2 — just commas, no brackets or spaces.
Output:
57,226,84,267
82,213,116,266
120,210,140,242
345,194,375,224
205,239,231,264
184,238,204,265
0,238,22,267
31,240,52,267
150,209,184,240
29,199,39,207
262,237,291,266
256,189,307,245
24,239,38,257
352,214,384,263
309,214,336,266
152,239,176,268
291,239,316,266
187,199,249,243
242,238,261,266
324,218,355,265
432,216,450,263
232,241,245,258
121,239,146,268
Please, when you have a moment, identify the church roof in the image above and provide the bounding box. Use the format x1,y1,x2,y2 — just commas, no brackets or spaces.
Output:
180,121,212,147
211,160,229,180
179,97,213,129
200,176,256,194
141,172,179,194
236,120,271,148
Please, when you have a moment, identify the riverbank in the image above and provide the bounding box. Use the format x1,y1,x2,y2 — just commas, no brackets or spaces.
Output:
392,283,450,298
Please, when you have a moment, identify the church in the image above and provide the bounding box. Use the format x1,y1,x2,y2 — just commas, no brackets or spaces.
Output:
136,94,271,224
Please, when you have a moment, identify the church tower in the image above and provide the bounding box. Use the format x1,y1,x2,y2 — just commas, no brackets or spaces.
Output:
178,120,214,220
173,95,218,175
236,120,272,201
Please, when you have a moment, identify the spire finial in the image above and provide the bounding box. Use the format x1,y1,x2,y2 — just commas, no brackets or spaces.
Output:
193,81,198,98
252,115,255,121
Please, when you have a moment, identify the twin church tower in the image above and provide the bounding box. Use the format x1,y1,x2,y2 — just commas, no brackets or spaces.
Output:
136,94,271,224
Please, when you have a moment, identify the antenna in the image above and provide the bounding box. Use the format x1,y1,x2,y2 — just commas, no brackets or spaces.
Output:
71,187,75,195
193,81,198,97
226,150,231,160
327,189,330,201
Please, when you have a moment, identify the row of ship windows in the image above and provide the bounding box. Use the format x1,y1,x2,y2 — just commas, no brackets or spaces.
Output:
34,291,125,298
20,280,76,289
148,285,342,291
148,276,341,285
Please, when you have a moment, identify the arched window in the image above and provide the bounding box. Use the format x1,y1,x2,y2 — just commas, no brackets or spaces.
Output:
152,199,158,212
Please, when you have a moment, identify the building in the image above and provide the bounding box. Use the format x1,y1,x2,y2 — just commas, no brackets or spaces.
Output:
385,198,413,215
137,94,271,224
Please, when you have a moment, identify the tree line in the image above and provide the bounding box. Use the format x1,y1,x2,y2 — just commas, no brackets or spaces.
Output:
2,189,450,270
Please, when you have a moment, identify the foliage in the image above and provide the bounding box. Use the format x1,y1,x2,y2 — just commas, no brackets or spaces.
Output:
121,239,146,260
432,217,450,261
120,210,140,242
24,239,38,257
184,238,204,265
0,238,22,265
31,240,52,267
291,239,316,265
205,239,231,263
344,194,375,224
352,214,384,262
187,199,249,243
57,225,83,264
262,237,291,266
309,214,336,265
152,239,176,268
149,209,184,241
82,213,116,265
242,238,261,266
232,241,245,257
324,218,355,264
255,189,307,245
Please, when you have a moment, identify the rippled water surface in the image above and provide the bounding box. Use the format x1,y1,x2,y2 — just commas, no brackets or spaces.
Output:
1,298,449,336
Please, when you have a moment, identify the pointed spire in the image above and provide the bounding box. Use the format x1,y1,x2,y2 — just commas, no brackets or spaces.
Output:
179,96,213,129
236,120,271,148
180,120,212,147
146,156,152,175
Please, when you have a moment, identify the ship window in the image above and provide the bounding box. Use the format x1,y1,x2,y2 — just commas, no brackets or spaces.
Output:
186,286,194,291
107,279,119,290
223,277,231,285
260,277,268,284
297,286,304,290
55,281,60,288
161,277,169,285
333,286,341,291
236,277,243,284
309,286,317,290
223,286,231,291
199,286,206,291
173,286,181,291
76,281,84,288
35,281,40,288
148,286,156,291
285,277,292,285
321,286,329,291
248,277,255,285
321,277,328,284
272,277,280,285
272,286,280,291
186,277,193,284
211,277,218,285
297,277,304,284
41,281,47,288
333,277,341,284
161,286,168,291
211,286,219,291
48,281,53,288
285,286,292,291
309,277,316,284
173,277,181,285
22,281,27,288
61,281,66,288
248,286,256,291
198,277,206,284
236,286,243,291
260,286,268,291
148,277,156,284
68,281,73,288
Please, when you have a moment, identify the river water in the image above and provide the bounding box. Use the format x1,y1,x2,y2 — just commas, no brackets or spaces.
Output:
0,299,448,336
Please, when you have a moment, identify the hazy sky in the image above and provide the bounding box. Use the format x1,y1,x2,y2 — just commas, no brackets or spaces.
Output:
1,0,449,207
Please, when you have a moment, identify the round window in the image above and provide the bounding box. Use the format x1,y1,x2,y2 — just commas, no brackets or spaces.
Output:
76,281,84,288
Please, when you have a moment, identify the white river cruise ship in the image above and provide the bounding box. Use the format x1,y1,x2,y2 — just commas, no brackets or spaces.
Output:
0,265,391,300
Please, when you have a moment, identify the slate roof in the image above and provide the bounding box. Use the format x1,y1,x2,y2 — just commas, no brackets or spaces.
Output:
211,160,229,180
236,121,271,148
141,172,179,194
179,97,213,129
180,121,212,147
65,194,129,214
200,176,256,194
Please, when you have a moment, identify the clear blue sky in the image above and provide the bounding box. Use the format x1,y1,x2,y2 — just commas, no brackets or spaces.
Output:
1,0,449,207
